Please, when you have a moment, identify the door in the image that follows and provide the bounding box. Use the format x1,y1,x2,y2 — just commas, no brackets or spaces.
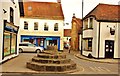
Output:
105,40,114,58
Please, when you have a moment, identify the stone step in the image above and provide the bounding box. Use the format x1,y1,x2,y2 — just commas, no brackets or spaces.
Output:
26,61,76,72
37,53,66,59
32,56,71,64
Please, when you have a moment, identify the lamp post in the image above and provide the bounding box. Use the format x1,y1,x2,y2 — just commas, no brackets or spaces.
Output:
81,0,84,55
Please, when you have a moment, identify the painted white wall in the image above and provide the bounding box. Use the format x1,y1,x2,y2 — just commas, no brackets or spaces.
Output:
114,23,119,58
118,23,120,58
91,21,99,58
0,0,20,63
83,29,93,38
99,22,116,58
82,17,119,58
79,35,81,50
63,37,71,43
0,2,3,63
19,18,64,50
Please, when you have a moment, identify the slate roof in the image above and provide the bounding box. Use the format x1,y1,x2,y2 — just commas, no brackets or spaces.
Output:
20,1,64,20
83,3,120,22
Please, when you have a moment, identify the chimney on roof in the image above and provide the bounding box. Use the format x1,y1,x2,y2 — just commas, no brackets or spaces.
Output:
57,0,61,3
72,13,76,18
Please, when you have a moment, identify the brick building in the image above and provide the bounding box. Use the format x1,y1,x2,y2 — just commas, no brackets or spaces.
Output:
71,14,82,51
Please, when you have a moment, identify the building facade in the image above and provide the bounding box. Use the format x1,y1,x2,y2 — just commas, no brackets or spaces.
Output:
82,4,120,58
71,14,82,51
63,29,71,48
0,0,20,63
19,2,64,51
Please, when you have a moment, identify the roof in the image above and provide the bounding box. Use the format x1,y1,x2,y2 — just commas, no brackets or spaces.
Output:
83,3,120,22
64,29,71,37
20,1,64,20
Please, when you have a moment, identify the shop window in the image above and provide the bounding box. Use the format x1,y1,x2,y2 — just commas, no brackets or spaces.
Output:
83,38,92,51
54,23,58,31
10,7,14,23
24,21,28,30
89,18,93,28
4,32,11,56
11,33,16,53
49,40,57,46
44,23,48,31
84,19,88,30
34,22,38,30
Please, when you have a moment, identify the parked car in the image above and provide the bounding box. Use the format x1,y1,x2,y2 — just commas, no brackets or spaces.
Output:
19,42,44,53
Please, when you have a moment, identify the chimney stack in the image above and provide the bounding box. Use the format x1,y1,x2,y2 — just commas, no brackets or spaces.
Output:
57,0,61,3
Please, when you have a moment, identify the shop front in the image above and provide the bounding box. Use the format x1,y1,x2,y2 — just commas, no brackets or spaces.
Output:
3,20,19,59
21,35,60,51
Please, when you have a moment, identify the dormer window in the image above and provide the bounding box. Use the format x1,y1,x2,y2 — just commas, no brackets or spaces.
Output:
10,7,14,23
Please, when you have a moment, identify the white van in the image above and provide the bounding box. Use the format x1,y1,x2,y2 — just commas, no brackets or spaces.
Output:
19,42,44,53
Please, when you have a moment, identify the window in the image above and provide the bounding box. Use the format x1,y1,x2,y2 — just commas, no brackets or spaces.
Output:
54,23,58,31
44,23,48,31
10,7,14,23
4,32,11,56
34,22,38,30
83,38,92,51
24,21,28,30
11,33,16,53
84,19,88,30
89,18,93,28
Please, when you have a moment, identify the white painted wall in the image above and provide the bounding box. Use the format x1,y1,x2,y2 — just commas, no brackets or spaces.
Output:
91,21,99,58
19,18,64,50
114,23,119,58
79,35,81,50
99,22,116,58
118,23,120,58
0,2,3,63
82,17,119,58
0,0,20,63
83,29,93,38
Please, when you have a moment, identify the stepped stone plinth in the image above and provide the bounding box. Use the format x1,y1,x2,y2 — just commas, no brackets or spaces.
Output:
26,51,77,73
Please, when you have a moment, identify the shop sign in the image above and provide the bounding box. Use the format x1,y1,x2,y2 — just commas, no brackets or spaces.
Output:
4,22,19,33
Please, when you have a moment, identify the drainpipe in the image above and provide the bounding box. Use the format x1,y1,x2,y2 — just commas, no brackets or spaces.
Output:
98,22,101,58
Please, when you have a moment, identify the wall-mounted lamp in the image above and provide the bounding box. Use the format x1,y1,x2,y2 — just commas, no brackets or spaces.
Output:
107,25,115,35
3,9,7,14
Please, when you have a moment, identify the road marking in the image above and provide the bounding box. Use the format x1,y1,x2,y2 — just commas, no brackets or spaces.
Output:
89,67,111,72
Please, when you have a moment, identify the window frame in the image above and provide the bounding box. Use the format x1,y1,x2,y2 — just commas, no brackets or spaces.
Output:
54,23,58,31
24,21,28,30
44,23,48,31
34,22,38,30
10,7,14,23
83,38,92,51
89,18,93,29
83,19,88,30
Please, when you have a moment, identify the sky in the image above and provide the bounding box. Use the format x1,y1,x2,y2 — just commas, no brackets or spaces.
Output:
28,0,120,29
